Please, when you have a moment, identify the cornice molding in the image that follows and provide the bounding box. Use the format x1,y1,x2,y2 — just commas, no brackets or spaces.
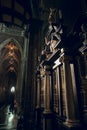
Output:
0,23,25,36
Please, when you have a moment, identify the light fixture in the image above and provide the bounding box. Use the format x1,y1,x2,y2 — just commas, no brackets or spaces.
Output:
5,41,18,50
10,86,15,93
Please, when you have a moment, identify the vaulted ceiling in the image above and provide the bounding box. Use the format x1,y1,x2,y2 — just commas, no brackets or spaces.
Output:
0,39,21,88
0,0,32,93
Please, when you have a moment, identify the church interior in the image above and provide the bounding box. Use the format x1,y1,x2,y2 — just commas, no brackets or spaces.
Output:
0,0,87,130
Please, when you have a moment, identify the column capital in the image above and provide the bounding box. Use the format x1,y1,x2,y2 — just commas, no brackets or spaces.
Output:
40,66,45,77
44,64,52,71
59,48,73,63
59,54,72,63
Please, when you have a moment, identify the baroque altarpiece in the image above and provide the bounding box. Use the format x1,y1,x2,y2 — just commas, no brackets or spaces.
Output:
35,9,87,130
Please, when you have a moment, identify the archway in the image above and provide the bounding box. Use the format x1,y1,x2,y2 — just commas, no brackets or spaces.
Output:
0,38,21,108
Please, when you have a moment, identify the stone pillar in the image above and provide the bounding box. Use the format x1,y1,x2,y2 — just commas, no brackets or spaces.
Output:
43,65,52,113
36,70,41,108
83,51,87,78
60,48,80,128
78,51,87,125
80,26,87,124
81,79,87,125
35,69,42,130
57,66,62,116
82,52,87,124
42,63,53,130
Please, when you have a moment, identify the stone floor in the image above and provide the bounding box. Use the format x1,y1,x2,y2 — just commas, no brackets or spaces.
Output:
0,105,18,130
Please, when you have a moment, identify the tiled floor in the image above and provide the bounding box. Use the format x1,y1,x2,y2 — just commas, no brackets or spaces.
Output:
0,105,18,130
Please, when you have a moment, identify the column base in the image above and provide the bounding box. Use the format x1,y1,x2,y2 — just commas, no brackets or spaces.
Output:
43,109,52,114
63,119,81,130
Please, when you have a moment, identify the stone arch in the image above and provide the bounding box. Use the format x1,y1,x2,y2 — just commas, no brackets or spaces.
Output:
0,37,22,55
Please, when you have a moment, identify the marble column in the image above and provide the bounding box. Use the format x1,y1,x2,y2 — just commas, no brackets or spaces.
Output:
35,70,42,129
57,66,62,116
60,48,80,128
43,65,52,113
83,52,87,124
42,63,53,130
78,51,87,124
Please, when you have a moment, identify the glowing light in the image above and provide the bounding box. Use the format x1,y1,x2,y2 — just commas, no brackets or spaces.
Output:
53,59,61,69
10,86,15,93
8,113,14,122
